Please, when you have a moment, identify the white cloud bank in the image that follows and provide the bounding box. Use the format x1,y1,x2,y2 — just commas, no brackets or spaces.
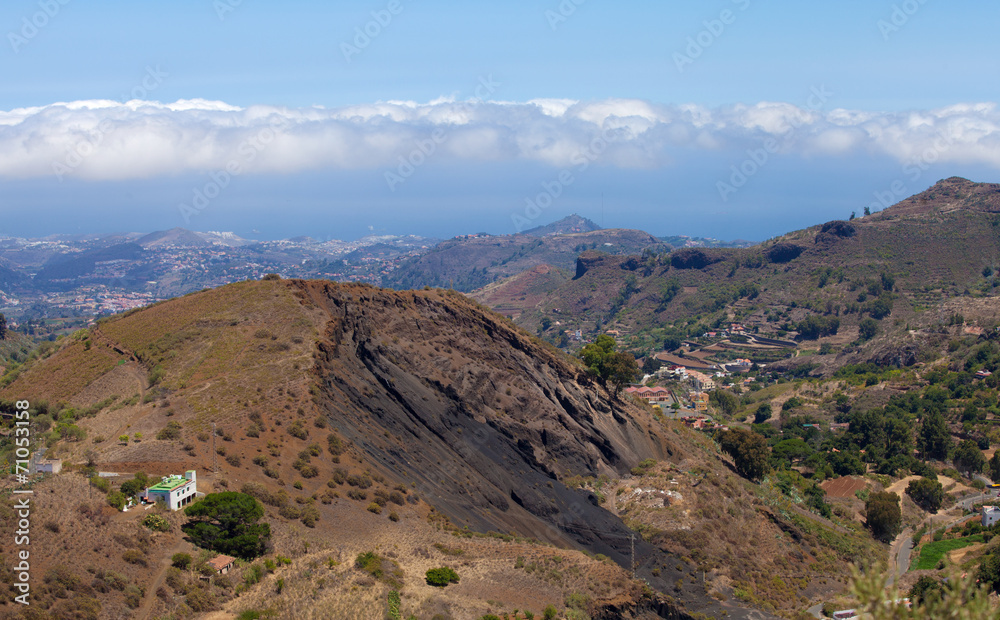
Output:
1,98,998,181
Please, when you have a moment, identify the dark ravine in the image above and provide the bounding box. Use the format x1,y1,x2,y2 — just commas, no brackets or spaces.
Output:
296,280,778,619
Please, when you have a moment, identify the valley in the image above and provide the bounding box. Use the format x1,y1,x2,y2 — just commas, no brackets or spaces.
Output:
2,178,1000,619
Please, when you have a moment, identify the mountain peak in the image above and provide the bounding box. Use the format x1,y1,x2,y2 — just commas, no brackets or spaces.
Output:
523,214,601,237
878,177,1000,218
136,227,210,248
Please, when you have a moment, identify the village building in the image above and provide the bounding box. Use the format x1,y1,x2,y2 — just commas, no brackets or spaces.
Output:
686,370,716,391
207,555,236,574
690,392,710,412
143,470,198,511
983,505,1000,528
625,386,672,404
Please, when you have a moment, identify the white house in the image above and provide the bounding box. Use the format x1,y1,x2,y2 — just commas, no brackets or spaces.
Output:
983,505,1000,528
144,470,198,511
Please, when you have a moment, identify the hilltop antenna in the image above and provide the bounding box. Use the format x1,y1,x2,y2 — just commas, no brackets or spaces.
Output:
602,193,605,229
212,422,217,475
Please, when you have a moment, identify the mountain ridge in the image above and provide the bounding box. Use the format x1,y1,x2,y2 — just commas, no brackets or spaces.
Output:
1,277,788,619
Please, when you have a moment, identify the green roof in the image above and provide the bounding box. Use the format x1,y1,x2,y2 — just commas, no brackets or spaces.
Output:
148,476,190,492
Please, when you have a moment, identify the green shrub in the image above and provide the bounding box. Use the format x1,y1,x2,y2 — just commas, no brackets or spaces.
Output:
354,552,403,588
244,564,264,586
107,491,126,511
327,432,345,455
387,590,402,620
172,553,192,570
346,474,372,489
425,567,460,588
90,476,110,493
300,504,320,527
141,514,170,532
186,586,216,612
287,421,308,439
156,421,183,440
122,549,146,566
565,592,590,610
298,464,318,478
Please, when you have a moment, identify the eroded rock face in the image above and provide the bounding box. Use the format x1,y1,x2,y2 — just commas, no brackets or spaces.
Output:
869,343,921,368
295,280,773,620
766,243,804,264
575,251,609,279
669,248,720,270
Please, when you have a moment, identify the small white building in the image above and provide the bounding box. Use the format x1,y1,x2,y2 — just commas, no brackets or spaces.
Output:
983,505,1000,528
143,470,198,511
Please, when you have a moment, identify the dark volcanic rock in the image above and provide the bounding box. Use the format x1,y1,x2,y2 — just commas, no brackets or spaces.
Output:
294,280,772,620
815,220,857,245
869,343,921,368
669,248,721,270
820,220,856,238
766,243,804,263
575,251,609,279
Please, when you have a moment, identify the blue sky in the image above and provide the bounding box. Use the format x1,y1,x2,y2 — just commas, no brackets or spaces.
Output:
1,0,998,241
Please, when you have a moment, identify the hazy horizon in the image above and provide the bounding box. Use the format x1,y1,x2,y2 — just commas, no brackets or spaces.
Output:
2,1,998,241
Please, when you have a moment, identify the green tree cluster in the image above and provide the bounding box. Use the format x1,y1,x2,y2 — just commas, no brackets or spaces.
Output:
905,477,944,512
182,492,271,560
710,389,739,417
578,335,639,397
796,315,840,340
754,402,772,424
864,491,901,543
719,428,770,480
858,317,880,341
953,439,986,475
919,409,953,461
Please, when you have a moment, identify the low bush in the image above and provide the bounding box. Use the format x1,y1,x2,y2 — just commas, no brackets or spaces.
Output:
425,566,460,587
141,514,171,532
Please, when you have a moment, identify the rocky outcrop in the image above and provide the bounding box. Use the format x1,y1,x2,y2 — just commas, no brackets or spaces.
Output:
766,243,804,263
294,280,770,620
669,248,721,270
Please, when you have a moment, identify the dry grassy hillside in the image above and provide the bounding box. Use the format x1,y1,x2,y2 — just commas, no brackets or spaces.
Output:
0,277,898,619
383,228,667,292
498,178,1000,368
1,278,771,620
